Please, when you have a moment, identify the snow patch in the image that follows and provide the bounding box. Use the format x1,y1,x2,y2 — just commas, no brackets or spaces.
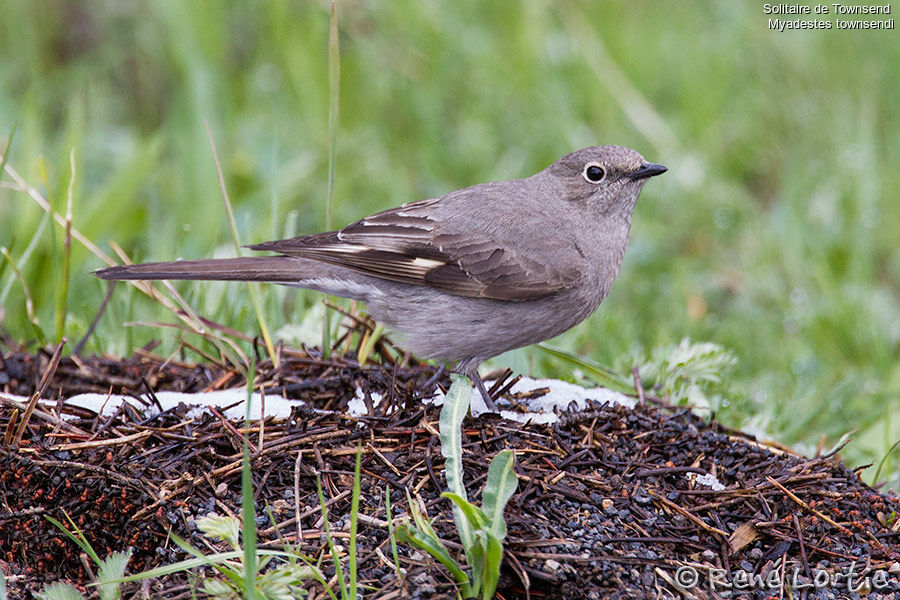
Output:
427,376,634,421
687,472,726,491
0,376,632,425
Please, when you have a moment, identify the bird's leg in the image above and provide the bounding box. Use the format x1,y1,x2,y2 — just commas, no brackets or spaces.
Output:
471,371,499,412
452,360,499,412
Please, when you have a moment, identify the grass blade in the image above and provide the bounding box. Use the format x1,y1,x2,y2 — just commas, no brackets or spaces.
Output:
873,436,900,486
357,322,383,366
241,357,258,600
536,343,635,394
204,120,277,367
349,444,361,599
5,161,247,366
44,513,102,566
322,0,341,359
0,246,45,344
55,149,76,342
115,549,289,582
384,484,402,578
326,0,340,232
316,476,349,600
0,123,15,188
0,212,49,306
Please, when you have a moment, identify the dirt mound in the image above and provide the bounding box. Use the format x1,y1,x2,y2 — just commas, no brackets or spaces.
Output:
2,348,899,599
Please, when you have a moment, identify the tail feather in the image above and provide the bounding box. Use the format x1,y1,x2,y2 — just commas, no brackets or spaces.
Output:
95,257,305,283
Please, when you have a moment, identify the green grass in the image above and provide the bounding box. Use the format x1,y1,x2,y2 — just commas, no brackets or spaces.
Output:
0,2,898,482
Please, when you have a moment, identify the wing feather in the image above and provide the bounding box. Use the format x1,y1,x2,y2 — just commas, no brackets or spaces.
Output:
247,195,582,301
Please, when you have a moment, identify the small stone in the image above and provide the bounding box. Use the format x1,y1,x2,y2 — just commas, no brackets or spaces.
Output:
214,482,228,498
633,493,652,505
601,498,614,510
544,559,562,574
409,572,436,598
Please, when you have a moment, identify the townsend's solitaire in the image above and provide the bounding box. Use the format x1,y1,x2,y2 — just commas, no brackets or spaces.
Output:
97,146,666,409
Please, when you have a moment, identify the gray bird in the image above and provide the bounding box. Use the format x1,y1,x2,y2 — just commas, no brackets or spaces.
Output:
97,146,666,410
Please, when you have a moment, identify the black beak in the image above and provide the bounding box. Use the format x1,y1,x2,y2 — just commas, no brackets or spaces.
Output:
628,163,668,180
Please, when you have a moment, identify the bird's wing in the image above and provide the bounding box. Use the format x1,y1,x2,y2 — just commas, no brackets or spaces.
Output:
248,194,583,301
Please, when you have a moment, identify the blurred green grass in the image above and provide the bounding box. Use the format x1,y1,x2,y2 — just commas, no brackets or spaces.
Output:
0,1,898,481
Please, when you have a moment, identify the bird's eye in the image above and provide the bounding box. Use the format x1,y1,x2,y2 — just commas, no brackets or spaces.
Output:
583,163,606,183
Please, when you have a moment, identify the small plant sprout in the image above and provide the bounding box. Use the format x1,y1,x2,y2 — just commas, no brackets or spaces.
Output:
37,512,132,600
397,375,519,599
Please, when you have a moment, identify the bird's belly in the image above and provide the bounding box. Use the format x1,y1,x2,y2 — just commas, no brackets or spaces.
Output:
366,285,604,363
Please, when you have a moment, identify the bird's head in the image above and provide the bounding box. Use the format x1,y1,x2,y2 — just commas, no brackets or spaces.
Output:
545,145,667,217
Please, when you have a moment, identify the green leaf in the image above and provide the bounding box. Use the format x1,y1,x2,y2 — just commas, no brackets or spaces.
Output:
637,338,737,407
440,374,475,551
196,515,241,549
466,538,486,597
34,583,85,600
395,525,470,588
97,548,132,600
202,578,233,598
404,490,464,574
441,492,489,531
477,531,504,600
256,563,316,599
405,490,442,541
481,450,518,541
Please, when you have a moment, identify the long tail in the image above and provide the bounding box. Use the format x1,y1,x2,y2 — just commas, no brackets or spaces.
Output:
95,256,388,303
96,257,307,283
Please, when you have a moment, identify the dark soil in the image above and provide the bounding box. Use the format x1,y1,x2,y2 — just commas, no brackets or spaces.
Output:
2,342,900,599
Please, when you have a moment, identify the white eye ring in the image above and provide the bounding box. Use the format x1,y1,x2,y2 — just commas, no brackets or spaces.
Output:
583,162,606,184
